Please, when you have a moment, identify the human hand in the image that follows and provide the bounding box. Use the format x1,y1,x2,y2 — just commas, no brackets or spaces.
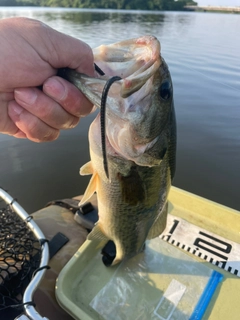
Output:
0,17,95,142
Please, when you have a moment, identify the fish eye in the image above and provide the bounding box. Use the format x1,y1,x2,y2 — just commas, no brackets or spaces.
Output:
159,80,172,100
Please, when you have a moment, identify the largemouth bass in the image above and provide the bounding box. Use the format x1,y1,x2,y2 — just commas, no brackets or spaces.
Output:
59,36,176,266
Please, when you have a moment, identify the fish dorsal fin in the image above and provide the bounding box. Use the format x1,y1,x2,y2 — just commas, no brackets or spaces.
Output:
147,202,168,240
79,172,98,206
80,161,93,176
87,223,109,241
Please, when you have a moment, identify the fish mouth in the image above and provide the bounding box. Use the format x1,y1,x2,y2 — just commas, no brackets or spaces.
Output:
58,35,162,102
93,35,162,98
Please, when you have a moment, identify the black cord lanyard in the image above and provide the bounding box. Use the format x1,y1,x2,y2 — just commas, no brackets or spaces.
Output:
100,76,122,179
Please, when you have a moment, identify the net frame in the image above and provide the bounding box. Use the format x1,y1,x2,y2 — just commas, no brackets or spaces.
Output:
0,188,49,320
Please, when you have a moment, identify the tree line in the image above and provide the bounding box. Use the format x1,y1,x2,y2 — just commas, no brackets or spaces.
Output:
0,0,197,10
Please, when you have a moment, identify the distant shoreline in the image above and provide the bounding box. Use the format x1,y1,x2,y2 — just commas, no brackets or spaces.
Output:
185,5,240,13
0,5,239,14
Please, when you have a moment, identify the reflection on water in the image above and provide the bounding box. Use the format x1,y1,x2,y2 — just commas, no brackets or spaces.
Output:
0,8,239,212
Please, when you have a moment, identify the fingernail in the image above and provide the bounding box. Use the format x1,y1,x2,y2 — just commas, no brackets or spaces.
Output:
15,88,37,104
11,104,23,115
44,78,66,100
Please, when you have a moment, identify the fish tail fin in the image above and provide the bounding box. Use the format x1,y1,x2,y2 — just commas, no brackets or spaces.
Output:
87,223,108,241
111,257,122,266
110,242,125,266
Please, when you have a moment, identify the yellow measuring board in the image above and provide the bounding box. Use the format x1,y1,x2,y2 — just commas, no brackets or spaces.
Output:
56,187,240,320
167,187,240,320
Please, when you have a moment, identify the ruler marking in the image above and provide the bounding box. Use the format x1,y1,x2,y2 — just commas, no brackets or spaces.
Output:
193,238,229,260
160,214,240,277
169,219,180,234
199,231,232,253
162,235,168,241
166,235,171,242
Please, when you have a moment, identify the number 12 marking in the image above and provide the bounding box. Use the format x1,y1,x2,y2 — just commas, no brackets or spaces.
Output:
162,215,240,276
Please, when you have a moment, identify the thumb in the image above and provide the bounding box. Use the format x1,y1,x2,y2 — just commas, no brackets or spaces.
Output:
45,27,95,76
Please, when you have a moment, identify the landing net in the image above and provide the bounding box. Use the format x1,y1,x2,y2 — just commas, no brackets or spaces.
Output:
0,199,41,318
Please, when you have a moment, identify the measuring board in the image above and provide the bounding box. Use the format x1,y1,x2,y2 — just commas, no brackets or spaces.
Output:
160,214,240,277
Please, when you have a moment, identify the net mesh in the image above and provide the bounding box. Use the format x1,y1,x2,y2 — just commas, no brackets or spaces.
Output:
0,198,41,318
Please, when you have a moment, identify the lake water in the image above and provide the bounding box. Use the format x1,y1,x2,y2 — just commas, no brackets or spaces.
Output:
0,7,239,212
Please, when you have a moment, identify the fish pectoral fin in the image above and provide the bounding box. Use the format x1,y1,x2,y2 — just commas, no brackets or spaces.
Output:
87,223,109,241
117,167,145,205
147,202,168,239
135,153,162,167
79,172,98,206
80,161,93,175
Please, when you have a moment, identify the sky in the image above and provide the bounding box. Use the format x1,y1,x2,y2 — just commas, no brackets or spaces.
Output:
196,0,240,6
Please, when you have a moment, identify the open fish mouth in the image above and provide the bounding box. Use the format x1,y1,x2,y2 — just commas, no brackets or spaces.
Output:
58,35,161,100
92,35,161,98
